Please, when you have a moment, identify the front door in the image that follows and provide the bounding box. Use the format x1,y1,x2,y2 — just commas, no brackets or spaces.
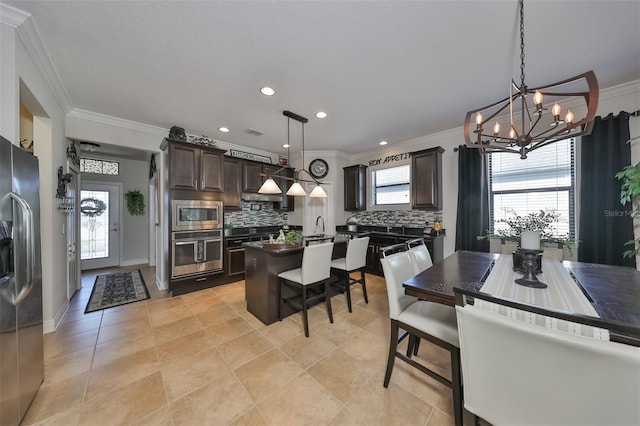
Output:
80,182,121,270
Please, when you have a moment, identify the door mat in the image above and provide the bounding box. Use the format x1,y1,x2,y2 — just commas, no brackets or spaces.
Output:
85,270,150,313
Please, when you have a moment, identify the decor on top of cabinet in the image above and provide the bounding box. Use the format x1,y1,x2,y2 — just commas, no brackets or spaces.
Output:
187,134,219,148
124,190,145,216
168,126,187,141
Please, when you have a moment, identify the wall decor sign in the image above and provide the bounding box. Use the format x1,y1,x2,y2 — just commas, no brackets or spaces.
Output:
368,152,411,167
230,149,273,164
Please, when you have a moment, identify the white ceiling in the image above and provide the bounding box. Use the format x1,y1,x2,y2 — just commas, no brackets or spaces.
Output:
5,0,640,156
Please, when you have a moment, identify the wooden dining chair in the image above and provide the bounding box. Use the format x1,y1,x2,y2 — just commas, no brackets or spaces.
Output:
330,236,370,312
278,242,334,337
454,288,640,426
379,247,463,426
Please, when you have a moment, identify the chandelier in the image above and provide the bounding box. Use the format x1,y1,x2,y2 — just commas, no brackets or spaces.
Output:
258,110,327,198
463,0,599,159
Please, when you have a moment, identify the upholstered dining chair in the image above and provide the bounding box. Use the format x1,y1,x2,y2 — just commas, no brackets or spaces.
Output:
379,246,463,426
278,242,334,337
330,236,370,312
406,237,433,274
454,288,640,426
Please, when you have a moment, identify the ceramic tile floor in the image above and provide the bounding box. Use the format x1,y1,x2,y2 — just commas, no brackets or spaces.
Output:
23,265,457,426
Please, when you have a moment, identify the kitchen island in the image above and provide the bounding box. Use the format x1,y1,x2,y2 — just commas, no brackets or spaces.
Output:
244,236,349,325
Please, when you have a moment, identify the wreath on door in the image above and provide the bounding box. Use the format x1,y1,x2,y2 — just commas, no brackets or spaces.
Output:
80,198,107,217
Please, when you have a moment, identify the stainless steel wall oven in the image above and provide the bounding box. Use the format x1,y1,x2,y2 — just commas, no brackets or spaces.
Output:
171,229,223,279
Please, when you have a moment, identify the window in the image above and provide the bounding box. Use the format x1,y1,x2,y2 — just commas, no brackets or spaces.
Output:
372,164,410,205
490,138,575,239
80,158,119,175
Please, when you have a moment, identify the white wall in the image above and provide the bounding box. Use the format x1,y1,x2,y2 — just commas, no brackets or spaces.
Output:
1,17,73,332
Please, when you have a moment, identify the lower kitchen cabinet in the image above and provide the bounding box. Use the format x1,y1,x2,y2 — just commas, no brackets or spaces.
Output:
225,236,249,277
364,234,444,276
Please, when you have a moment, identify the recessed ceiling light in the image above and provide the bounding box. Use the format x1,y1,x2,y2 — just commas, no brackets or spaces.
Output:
379,140,388,146
260,87,275,96
218,127,230,133
282,144,290,148
315,111,327,119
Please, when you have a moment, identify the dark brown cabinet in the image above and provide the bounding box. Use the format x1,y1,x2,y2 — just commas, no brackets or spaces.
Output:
222,157,242,209
242,162,265,193
169,142,225,192
344,164,367,211
276,167,295,212
243,161,294,211
411,147,444,210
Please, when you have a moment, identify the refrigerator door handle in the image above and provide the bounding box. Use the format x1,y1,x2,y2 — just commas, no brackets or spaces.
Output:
4,192,35,305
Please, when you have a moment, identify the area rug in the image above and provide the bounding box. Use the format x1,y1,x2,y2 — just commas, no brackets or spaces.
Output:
85,270,150,313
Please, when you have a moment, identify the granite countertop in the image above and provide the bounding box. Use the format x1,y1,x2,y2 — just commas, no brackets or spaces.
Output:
244,235,350,254
225,225,302,238
335,225,445,238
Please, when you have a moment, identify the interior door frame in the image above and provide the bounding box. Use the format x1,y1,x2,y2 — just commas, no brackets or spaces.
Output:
80,181,122,270
66,159,80,299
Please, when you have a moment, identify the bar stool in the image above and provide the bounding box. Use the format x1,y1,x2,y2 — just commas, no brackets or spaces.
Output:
278,242,334,337
330,236,370,312
379,247,463,426
406,237,433,274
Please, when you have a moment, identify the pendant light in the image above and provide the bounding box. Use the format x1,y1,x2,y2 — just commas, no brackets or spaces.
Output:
258,110,328,198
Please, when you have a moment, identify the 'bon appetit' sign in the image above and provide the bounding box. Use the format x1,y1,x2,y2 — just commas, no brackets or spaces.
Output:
368,152,411,167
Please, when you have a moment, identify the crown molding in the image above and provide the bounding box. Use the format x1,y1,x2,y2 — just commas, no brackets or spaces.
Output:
11,11,73,113
0,3,29,28
599,79,640,102
68,108,168,136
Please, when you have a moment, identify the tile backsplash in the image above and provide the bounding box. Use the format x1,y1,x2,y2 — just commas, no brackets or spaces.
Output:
224,201,287,227
347,210,442,227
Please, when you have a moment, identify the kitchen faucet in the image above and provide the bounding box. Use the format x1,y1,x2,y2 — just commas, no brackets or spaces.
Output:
315,215,325,234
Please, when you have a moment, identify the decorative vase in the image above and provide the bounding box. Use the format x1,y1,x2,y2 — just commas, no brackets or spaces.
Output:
512,248,542,274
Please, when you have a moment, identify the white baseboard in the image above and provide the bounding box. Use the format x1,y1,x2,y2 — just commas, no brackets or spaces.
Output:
156,276,167,291
44,301,69,334
121,258,149,267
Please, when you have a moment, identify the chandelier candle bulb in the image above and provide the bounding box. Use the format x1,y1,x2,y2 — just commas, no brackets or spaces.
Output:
565,110,574,125
521,231,541,250
552,103,561,118
493,122,501,137
475,113,483,129
533,91,543,108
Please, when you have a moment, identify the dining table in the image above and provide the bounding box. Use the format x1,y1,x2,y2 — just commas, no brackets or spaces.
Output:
403,250,640,345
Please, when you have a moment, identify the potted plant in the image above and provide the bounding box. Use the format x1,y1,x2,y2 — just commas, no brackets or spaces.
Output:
284,230,303,245
477,209,573,265
123,190,145,216
615,162,640,259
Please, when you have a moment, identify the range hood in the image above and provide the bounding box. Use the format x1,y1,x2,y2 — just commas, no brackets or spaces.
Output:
241,192,282,202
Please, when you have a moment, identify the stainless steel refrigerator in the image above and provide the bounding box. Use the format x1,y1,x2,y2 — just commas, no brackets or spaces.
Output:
0,135,43,425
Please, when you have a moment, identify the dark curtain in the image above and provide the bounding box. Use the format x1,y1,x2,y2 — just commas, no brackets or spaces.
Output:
455,145,490,252
578,112,634,267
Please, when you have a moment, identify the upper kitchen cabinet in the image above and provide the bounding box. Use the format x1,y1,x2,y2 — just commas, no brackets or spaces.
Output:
411,147,444,210
242,161,265,193
222,156,242,209
169,141,225,192
276,166,295,212
344,164,367,211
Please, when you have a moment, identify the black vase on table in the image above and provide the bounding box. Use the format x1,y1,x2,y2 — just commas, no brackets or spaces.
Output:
514,249,547,288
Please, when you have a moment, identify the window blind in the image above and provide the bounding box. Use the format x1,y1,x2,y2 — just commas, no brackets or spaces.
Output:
489,138,575,239
372,164,410,205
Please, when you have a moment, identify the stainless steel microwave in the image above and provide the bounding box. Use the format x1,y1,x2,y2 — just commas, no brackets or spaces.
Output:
171,200,223,231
